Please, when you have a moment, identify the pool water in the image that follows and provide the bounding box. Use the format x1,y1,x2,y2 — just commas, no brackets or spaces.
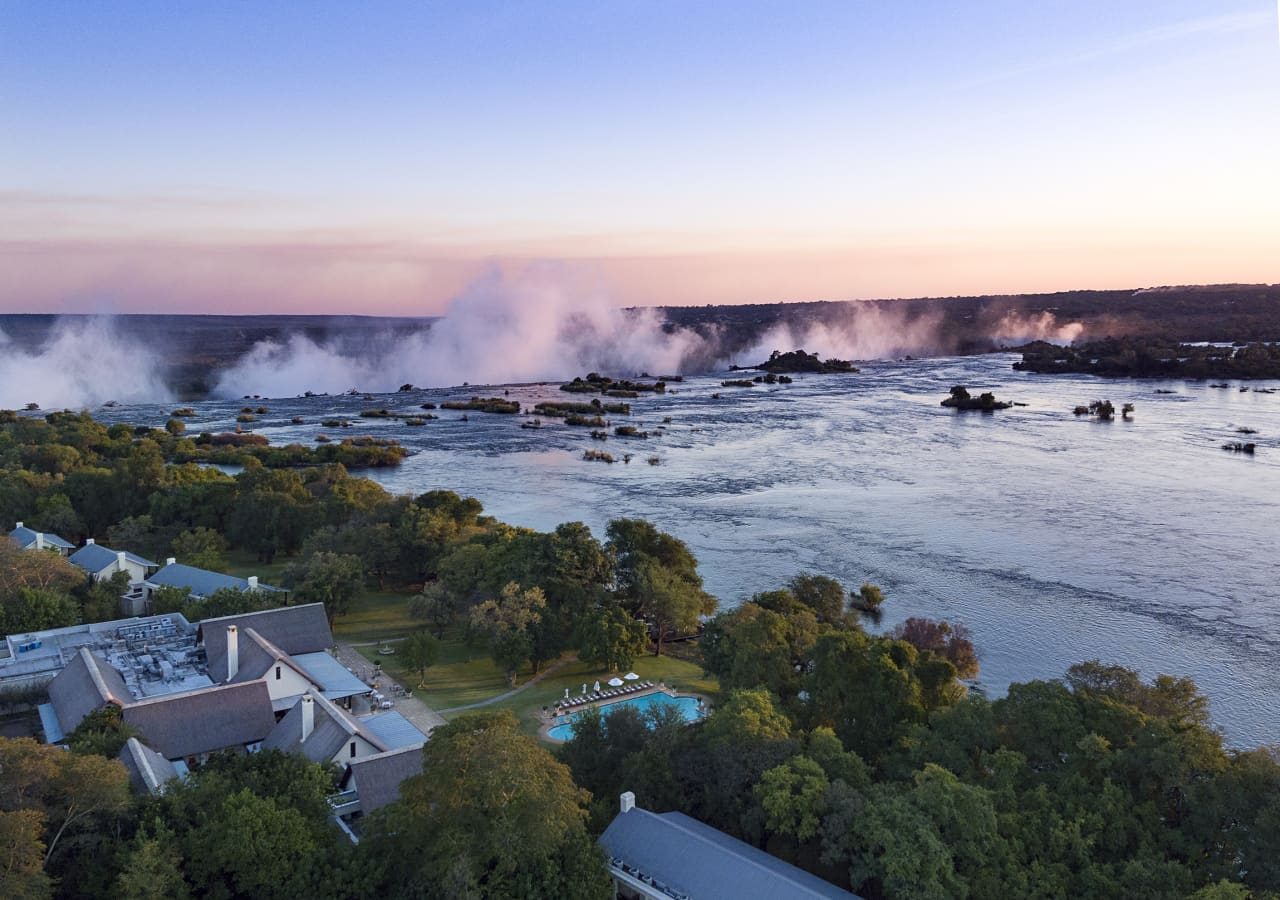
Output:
547,693,705,741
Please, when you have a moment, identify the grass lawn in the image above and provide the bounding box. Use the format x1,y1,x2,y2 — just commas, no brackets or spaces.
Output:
333,589,419,643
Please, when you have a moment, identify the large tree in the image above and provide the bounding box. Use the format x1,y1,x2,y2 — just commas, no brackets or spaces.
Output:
365,710,611,900
575,604,649,672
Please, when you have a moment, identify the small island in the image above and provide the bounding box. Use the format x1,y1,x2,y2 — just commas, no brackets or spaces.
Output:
732,348,859,374
1014,337,1280,379
560,372,668,395
941,385,1012,411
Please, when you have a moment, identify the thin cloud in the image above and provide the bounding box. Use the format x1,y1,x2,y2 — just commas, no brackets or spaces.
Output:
951,9,1274,92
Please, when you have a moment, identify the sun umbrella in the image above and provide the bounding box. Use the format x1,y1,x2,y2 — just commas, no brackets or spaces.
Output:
608,677,624,687
593,681,601,693
623,672,640,681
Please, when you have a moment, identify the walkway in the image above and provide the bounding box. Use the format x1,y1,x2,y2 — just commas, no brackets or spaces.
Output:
437,655,578,714
332,640,447,734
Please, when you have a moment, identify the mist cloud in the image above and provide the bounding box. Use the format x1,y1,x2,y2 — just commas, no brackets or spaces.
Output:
0,317,174,409
989,310,1084,345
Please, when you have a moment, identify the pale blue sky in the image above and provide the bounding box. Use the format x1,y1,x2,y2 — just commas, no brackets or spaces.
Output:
2,1,1277,313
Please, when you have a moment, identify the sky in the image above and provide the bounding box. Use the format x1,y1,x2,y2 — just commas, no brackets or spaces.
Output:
2,1,1278,315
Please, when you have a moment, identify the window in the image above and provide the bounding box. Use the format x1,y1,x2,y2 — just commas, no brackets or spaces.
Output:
275,665,282,680
349,741,356,758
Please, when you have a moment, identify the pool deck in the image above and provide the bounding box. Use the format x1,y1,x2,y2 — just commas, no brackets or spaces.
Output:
538,683,711,743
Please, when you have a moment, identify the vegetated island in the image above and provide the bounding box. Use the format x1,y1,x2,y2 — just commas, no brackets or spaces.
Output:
731,348,859,374
941,385,1012,411
1014,337,1280,379
560,372,668,397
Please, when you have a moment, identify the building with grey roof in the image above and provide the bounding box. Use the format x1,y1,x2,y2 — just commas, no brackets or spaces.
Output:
201,603,331,683
338,744,424,817
8,522,75,554
599,793,860,900
68,539,156,585
146,560,284,600
262,689,421,765
122,680,276,761
119,737,181,795
44,646,129,738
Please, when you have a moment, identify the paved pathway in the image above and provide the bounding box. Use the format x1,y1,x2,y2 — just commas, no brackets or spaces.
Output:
437,655,578,714
332,640,447,734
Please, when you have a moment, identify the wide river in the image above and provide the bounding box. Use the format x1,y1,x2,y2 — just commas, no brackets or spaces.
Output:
110,353,1280,746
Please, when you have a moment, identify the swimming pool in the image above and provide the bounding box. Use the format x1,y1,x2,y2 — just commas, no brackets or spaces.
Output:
546,693,705,742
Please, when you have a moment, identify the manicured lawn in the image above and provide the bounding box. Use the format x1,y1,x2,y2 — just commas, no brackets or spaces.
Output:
333,589,419,643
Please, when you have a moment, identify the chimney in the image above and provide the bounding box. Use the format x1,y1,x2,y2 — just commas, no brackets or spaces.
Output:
301,695,315,741
35,533,44,550
116,550,127,571
86,538,95,545
226,625,239,681
247,576,259,591
14,521,22,529
620,791,635,814
166,557,176,567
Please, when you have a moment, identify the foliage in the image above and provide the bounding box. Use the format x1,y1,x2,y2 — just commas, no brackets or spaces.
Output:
575,604,649,671
284,551,364,623
169,527,228,571
399,630,441,686
65,705,135,758
365,710,611,899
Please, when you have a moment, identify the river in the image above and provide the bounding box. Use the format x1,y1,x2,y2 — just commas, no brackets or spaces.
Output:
105,353,1280,746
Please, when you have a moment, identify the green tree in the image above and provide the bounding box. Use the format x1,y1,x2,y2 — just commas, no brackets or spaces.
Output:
170,527,228,571
65,705,135,758
0,808,51,899
756,755,830,841
469,582,547,684
635,557,716,655
284,551,364,624
114,822,192,900
366,710,611,899
408,583,457,638
0,587,80,636
576,604,649,671
399,630,440,687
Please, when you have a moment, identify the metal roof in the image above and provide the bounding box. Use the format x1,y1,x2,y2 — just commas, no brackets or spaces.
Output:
9,526,75,550
599,806,860,900
360,710,428,750
69,542,156,574
147,562,283,600
291,651,370,700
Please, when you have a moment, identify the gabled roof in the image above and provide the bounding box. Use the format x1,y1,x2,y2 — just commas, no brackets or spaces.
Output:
201,604,331,683
123,680,275,760
119,737,180,794
69,543,156,574
9,525,75,551
147,563,283,600
46,647,129,735
599,807,859,900
228,627,315,686
262,690,389,763
342,744,424,815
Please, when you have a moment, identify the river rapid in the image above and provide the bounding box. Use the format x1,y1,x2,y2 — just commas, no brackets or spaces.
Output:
106,353,1280,746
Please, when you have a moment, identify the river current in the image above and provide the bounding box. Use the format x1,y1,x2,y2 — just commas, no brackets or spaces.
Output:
106,353,1280,746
